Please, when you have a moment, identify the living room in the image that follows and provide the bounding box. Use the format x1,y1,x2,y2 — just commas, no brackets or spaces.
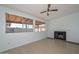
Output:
0,4,79,54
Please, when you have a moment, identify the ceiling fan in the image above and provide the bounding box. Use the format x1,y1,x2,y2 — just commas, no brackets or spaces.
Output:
40,4,58,16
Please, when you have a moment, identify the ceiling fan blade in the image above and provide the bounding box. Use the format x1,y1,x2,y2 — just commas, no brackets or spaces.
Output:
48,4,51,9
47,4,51,11
40,11,47,13
47,12,49,16
50,9,58,11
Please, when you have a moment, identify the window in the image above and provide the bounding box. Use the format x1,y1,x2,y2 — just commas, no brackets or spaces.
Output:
6,13,45,33
39,24,46,32
10,23,23,28
22,24,26,28
27,24,33,29
35,20,46,32
6,13,33,33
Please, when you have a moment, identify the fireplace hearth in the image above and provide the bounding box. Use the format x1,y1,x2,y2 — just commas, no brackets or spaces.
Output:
54,31,66,40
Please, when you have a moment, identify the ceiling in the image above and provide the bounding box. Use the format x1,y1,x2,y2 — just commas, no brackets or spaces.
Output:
1,4,79,20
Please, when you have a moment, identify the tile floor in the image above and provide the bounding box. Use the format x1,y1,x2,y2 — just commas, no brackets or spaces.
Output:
2,39,79,54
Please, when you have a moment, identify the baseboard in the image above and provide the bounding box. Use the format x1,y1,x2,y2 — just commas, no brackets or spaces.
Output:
47,37,54,39
66,41,79,45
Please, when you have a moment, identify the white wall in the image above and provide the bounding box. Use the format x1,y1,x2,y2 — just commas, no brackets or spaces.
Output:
0,6,47,52
47,12,79,43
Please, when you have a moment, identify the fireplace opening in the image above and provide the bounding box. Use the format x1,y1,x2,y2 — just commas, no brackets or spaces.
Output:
54,31,66,40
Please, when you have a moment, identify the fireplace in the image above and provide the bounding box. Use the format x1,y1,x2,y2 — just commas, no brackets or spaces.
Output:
54,31,66,40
